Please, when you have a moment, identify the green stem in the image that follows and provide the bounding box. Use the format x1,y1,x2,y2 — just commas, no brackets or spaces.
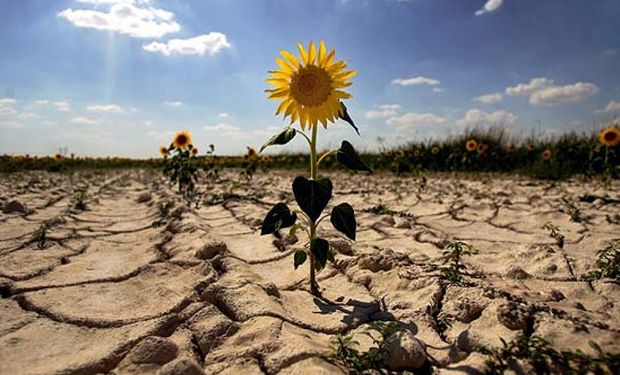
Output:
309,123,320,297
316,149,339,168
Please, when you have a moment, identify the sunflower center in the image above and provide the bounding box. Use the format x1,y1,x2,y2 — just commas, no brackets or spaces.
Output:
176,135,187,146
604,131,617,142
290,65,333,107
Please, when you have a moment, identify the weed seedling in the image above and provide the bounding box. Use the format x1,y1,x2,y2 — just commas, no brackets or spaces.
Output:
561,196,583,222
152,200,175,228
542,221,565,248
71,190,87,211
439,241,476,283
584,241,620,281
327,321,402,373
32,223,49,249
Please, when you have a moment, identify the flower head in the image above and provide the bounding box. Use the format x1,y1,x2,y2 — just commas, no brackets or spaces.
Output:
54,153,63,161
266,41,356,130
172,131,192,149
541,149,553,160
191,147,198,156
466,139,477,152
431,146,440,155
599,127,620,148
160,146,169,157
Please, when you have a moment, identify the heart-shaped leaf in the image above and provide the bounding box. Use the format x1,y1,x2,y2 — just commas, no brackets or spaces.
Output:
337,141,372,173
292,176,333,222
330,202,356,240
261,202,297,235
311,238,329,270
259,127,296,153
294,250,307,270
338,102,360,135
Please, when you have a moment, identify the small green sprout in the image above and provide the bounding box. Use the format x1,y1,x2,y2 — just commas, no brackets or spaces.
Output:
71,190,87,211
585,241,620,281
439,241,476,283
542,221,565,248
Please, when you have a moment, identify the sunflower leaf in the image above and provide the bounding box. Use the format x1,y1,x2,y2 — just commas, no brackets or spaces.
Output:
294,250,307,270
311,238,330,271
292,176,333,223
260,127,296,153
261,202,297,235
330,202,356,240
337,141,372,173
338,102,360,135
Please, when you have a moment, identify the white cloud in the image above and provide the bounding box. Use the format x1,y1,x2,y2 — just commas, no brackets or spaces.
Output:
0,120,25,129
505,78,554,96
365,104,401,119
164,101,183,107
143,32,231,56
54,101,71,112
86,104,123,113
35,100,50,105
530,82,599,106
597,100,620,113
218,112,229,118
472,92,503,104
0,98,16,106
0,107,18,116
475,0,503,16
456,109,518,127
70,116,100,125
391,76,440,86
58,2,179,39
432,87,444,93
203,123,249,139
77,0,152,4
386,112,448,129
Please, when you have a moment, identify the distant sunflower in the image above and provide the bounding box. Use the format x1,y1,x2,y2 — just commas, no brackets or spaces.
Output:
266,41,356,130
397,150,405,157
541,149,553,161
466,139,477,152
191,148,198,156
526,143,535,151
159,146,169,157
477,143,488,155
431,146,439,155
413,149,421,158
54,153,63,161
599,127,620,148
507,144,516,153
172,131,192,149
247,147,258,160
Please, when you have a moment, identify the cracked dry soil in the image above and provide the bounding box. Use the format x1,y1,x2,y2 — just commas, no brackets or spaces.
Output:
0,169,618,374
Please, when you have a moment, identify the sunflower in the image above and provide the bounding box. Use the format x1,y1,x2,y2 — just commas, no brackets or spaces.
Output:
507,144,516,153
247,147,258,160
599,127,620,147
413,149,421,158
159,146,169,157
477,143,488,155
466,139,477,152
526,143,535,151
191,148,198,156
266,41,356,130
431,146,439,155
397,150,405,157
172,131,192,149
541,149,553,161
54,153,63,161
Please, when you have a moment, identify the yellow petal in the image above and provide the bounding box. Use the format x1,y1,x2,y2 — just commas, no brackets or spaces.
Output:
268,70,291,80
318,41,327,65
275,57,293,74
266,77,289,86
297,43,308,66
307,41,316,65
280,50,300,68
275,98,290,115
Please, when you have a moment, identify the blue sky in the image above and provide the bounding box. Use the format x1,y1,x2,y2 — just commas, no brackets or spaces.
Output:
0,0,619,157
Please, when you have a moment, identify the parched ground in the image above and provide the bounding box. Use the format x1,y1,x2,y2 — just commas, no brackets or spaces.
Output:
0,169,618,374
